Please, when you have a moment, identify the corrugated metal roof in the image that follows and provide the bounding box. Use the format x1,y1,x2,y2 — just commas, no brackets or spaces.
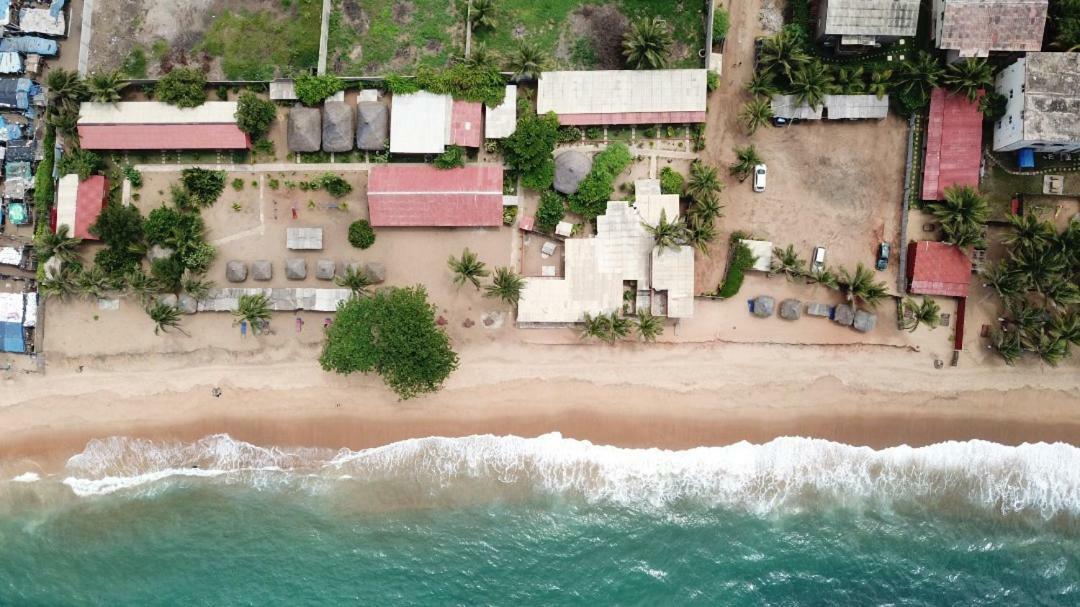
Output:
771,95,823,119
823,0,920,37
450,100,482,148
485,85,517,139
389,91,451,154
0,52,21,74
286,227,323,250
56,174,105,240
938,0,1047,56
921,88,982,201
555,111,707,126
78,101,240,125
537,70,707,117
18,8,64,36
78,124,250,150
824,94,890,119
907,241,971,298
367,164,504,227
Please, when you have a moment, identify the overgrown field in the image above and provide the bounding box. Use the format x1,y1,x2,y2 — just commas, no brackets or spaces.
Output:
199,0,323,80
329,0,463,76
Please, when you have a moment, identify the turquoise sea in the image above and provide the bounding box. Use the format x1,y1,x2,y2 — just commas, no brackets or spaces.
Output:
1,434,1078,605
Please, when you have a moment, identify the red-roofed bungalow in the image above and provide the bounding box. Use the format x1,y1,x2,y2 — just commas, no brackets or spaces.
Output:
367,164,504,227
450,101,483,148
907,240,973,350
921,88,983,201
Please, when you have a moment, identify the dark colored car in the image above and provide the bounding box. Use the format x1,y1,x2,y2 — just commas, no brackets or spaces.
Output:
876,242,890,271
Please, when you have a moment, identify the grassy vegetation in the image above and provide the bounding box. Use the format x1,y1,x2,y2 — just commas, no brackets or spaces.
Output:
199,1,323,79
329,0,460,76
980,165,1047,220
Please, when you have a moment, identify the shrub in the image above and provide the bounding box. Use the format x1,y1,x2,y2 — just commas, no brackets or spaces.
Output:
231,178,245,191
713,8,730,41
502,206,518,226
33,125,56,222
384,65,506,107
502,112,559,192
93,246,141,277
180,168,227,207
121,47,148,78
179,241,216,275
122,165,143,189
151,256,185,292
348,219,376,249
434,145,466,170
707,71,719,92
569,143,633,219
585,126,603,140
317,173,352,197
557,126,583,143
267,178,280,190
57,149,102,180
320,286,459,399
659,167,684,195
717,242,756,298
89,202,144,248
294,74,343,106
235,91,277,138
536,191,565,233
156,67,207,108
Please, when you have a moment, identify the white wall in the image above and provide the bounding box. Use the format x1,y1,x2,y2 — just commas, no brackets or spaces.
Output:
993,58,1026,152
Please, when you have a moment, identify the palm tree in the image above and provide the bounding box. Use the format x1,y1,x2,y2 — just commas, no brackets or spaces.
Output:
729,145,763,181
758,29,810,81
45,69,87,110
35,224,82,264
76,265,116,299
125,269,161,305
808,267,840,290
86,70,127,103
606,312,632,342
147,302,188,336
686,161,723,201
38,265,80,300
790,60,836,109
581,312,631,343
622,16,673,69
900,297,942,332
1042,275,1080,309
895,51,944,100
980,260,1028,303
868,70,892,99
944,58,993,102
634,310,664,342
929,185,988,248
464,43,496,69
643,209,687,253
690,191,723,223
1032,330,1069,366
990,327,1022,365
1003,212,1055,253
1049,310,1080,348
468,0,496,32
485,267,525,306
448,247,489,289
770,244,806,280
838,263,889,307
181,272,215,300
580,312,608,342
48,107,80,139
334,264,374,298
1010,244,1067,296
234,293,272,334
745,71,777,98
739,98,774,135
507,39,548,82
834,66,866,94
685,214,717,255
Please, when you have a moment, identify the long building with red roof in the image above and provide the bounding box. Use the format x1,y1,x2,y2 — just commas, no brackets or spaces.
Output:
921,88,983,201
77,101,250,151
367,164,504,227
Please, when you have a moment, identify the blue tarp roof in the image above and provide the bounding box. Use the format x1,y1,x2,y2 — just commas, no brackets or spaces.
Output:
0,321,24,353
0,36,58,56
50,0,66,19
1018,148,1035,169
0,77,32,109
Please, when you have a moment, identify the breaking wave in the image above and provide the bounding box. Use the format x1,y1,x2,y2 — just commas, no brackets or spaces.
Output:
58,433,1080,518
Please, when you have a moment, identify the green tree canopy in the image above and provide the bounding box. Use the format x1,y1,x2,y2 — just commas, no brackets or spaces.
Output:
156,67,207,108
235,91,277,138
501,112,559,191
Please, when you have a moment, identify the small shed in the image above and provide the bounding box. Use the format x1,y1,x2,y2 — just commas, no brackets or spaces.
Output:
356,101,389,150
771,95,823,120
288,106,321,152
825,95,889,120
322,101,354,152
287,227,323,250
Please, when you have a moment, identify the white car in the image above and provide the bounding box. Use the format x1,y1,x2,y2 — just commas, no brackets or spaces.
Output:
752,164,767,192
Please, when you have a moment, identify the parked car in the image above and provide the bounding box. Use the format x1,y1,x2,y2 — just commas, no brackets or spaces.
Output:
811,246,826,272
752,164,767,192
771,116,791,127
876,242,890,271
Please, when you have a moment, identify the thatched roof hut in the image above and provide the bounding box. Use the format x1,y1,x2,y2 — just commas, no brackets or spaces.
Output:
252,260,273,281
322,101,355,152
288,107,321,152
356,102,389,150
853,309,877,333
554,150,592,195
226,260,247,282
833,303,855,326
752,295,775,318
779,298,802,320
285,258,307,280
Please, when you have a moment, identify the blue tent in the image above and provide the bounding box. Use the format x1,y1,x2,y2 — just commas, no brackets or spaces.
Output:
0,36,58,56
1018,148,1035,169
0,321,24,353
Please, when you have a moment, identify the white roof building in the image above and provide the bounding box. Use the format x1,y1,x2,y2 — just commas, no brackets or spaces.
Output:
485,85,517,139
536,70,708,125
817,0,920,45
389,91,451,154
824,94,889,119
18,8,65,36
771,95,824,120
739,240,774,273
78,101,240,125
517,179,694,324
993,53,1080,154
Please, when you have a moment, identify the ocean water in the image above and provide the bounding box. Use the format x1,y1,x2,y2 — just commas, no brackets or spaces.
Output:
1,434,1078,606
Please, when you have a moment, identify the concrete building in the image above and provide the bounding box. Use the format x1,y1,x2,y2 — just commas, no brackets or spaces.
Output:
366,164,504,227
932,0,1047,58
993,53,1080,154
922,88,982,201
537,70,707,125
389,92,483,154
77,102,249,151
55,175,106,240
517,179,694,325
817,0,920,50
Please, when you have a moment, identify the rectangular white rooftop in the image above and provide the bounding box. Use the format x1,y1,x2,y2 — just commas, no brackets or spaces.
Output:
390,91,451,154
825,94,890,119
740,240,774,273
485,85,517,139
19,8,65,36
78,101,240,125
771,95,823,120
286,227,323,250
55,174,79,236
536,70,707,116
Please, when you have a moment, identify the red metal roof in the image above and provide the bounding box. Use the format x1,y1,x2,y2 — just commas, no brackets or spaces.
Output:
921,88,982,201
450,101,483,148
557,111,708,126
78,124,250,150
367,164,503,227
907,241,972,298
74,175,107,240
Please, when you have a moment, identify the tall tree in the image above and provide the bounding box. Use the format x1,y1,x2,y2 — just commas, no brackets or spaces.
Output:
838,263,889,307
745,71,778,98
334,265,374,298
448,248,490,290
147,302,188,336
685,214,718,255
901,297,942,332
469,0,497,32
45,69,87,111
757,29,810,82
739,98,774,135
234,293,272,334
485,267,526,306
729,145,763,181
643,209,687,253
690,191,724,224
944,58,993,102
790,60,836,109
686,161,724,201
35,224,82,264
770,244,806,280
634,310,664,342
86,70,127,103
868,70,892,99
622,16,673,69
894,51,944,104
507,39,548,82
927,185,988,248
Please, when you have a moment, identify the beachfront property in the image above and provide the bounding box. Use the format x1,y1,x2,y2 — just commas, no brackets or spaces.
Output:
517,179,694,325
770,94,890,119
993,53,1080,155
906,241,973,350
536,70,708,125
389,91,483,154
931,0,1048,58
366,164,504,227
77,102,250,151
921,88,983,201
816,0,920,50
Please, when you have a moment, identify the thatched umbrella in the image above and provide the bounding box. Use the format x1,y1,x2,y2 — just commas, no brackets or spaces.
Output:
853,309,878,333
779,298,802,320
833,303,855,326
554,150,592,195
288,107,321,152
752,295,775,318
356,102,389,150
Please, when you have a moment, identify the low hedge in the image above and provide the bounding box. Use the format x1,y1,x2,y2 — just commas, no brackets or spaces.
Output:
717,242,756,298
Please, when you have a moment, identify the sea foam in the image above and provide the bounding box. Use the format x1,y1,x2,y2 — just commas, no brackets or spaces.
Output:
58,433,1080,517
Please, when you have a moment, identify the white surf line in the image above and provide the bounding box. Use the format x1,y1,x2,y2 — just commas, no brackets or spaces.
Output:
317,0,331,75
77,0,95,76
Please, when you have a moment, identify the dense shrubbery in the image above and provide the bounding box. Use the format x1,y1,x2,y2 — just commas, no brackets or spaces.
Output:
316,173,352,197
569,143,632,219
57,149,102,180
502,112,559,191
536,191,565,233
713,8,730,41
717,241,756,298
320,286,459,399
434,145,466,170
180,168,227,208
235,91,277,138
295,74,344,106
659,166,684,195
33,125,56,227
348,219,376,249
89,202,146,277
383,64,506,107
156,67,207,108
